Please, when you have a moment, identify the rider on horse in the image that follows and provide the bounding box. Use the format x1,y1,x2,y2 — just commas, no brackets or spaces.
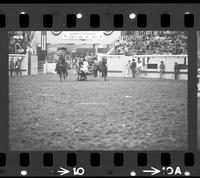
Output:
55,47,68,79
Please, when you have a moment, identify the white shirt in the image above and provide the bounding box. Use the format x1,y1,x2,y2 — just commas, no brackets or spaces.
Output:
126,62,131,69
137,62,143,69
83,61,89,72
83,61,89,67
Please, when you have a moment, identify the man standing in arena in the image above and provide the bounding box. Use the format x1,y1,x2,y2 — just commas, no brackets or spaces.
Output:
126,60,131,77
130,58,136,79
10,58,15,76
83,59,89,74
137,59,143,79
15,57,23,76
174,62,179,80
159,61,165,79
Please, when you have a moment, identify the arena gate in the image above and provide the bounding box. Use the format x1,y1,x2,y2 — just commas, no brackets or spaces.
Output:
9,54,38,76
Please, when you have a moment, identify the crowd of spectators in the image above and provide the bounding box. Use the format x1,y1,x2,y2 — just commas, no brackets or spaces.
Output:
113,31,188,55
9,31,33,54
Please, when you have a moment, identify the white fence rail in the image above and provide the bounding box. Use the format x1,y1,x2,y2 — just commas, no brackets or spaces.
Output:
43,54,188,80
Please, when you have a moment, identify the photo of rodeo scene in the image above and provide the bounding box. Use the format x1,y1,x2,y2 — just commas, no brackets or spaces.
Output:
9,31,188,150
197,32,200,149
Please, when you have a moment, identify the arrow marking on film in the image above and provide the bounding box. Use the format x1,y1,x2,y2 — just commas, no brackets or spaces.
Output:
57,167,70,176
143,167,160,175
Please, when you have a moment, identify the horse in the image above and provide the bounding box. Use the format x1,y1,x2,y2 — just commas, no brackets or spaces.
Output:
56,62,68,81
93,60,108,81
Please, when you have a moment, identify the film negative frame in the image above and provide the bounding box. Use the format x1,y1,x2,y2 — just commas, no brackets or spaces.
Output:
0,3,199,177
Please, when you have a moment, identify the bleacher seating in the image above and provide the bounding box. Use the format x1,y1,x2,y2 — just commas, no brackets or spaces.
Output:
110,31,187,55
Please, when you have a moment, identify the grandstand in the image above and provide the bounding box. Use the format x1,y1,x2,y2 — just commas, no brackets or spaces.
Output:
107,31,187,55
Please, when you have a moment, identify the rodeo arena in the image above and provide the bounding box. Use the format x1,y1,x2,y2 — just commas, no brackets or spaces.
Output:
9,31,188,150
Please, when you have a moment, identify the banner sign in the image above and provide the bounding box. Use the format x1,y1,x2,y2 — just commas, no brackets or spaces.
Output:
103,31,113,36
62,31,104,40
51,31,62,36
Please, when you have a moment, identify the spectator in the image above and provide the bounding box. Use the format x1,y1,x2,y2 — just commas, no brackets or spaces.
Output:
18,46,25,54
26,46,33,54
14,40,21,53
159,61,165,79
111,31,187,56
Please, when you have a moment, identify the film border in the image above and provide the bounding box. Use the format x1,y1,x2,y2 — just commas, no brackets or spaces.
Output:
0,3,199,177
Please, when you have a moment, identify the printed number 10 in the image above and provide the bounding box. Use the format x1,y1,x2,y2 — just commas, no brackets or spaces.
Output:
73,167,85,176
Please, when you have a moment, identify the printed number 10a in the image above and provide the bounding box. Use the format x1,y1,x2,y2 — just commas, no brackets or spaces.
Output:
162,167,182,175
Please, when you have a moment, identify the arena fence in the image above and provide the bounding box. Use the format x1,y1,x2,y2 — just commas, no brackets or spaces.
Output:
43,54,188,80
97,54,188,80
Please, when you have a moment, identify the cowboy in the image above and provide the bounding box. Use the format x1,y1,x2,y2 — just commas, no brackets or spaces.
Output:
126,60,131,77
136,59,143,79
174,62,179,80
159,61,165,79
15,57,23,76
82,59,89,73
10,58,15,76
130,58,137,78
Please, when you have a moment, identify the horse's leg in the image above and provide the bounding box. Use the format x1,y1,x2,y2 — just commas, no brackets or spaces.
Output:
64,69,66,79
82,73,85,81
103,72,106,82
63,71,66,80
59,72,62,82
62,71,65,81
66,69,68,78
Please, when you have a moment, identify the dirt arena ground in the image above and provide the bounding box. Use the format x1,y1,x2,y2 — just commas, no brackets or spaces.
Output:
9,74,187,151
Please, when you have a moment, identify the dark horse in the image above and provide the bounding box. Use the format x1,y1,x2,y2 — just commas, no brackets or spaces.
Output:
93,59,108,81
56,60,68,81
